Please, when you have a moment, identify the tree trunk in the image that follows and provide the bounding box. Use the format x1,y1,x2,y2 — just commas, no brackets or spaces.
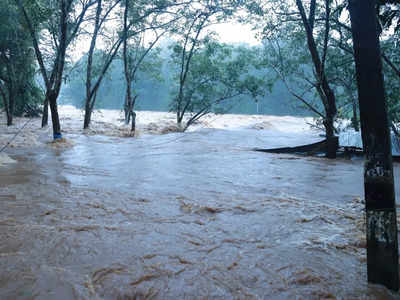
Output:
177,113,183,127
130,111,136,133
125,108,130,124
4,82,15,126
0,83,12,126
323,113,338,159
125,93,137,132
7,86,15,125
83,102,92,129
6,112,12,126
48,92,61,139
4,101,12,126
42,95,49,127
84,89,99,130
5,105,12,126
296,0,338,158
124,97,130,124
349,0,399,291
351,98,359,131
124,88,132,125
1,95,11,126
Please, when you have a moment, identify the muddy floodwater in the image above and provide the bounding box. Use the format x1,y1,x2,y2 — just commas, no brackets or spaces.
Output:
1,128,400,299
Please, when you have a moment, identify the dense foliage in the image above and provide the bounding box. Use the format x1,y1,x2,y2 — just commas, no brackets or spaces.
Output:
60,42,307,117
0,0,43,125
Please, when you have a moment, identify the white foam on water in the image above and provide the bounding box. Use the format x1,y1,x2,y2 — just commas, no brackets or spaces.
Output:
0,153,16,166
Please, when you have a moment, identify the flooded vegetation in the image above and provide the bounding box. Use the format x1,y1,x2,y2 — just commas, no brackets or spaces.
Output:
1,109,399,299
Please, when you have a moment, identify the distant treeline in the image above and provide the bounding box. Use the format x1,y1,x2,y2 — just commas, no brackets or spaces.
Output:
59,43,310,116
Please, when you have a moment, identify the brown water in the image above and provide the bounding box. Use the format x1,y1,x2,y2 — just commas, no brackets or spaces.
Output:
1,128,399,299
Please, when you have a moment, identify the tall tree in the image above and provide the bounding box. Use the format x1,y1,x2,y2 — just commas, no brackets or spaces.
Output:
295,0,338,157
170,41,266,130
253,0,339,157
171,0,239,127
83,0,121,129
0,0,42,125
82,0,183,129
349,0,399,290
122,31,164,132
330,1,400,134
122,0,167,133
15,0,95,138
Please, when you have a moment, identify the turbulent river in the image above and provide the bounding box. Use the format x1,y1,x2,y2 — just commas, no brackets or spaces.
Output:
1,127,400,299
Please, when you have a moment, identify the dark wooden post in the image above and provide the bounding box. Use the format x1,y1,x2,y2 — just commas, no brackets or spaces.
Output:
348,0,399,290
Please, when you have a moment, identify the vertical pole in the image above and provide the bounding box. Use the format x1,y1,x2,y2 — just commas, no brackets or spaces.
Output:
348,0,399,290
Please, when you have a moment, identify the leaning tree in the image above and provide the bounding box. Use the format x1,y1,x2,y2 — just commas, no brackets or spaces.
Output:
251,0,340,157
16,0,96,138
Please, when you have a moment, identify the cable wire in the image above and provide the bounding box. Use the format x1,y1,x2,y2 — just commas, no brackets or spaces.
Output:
0,111,34,153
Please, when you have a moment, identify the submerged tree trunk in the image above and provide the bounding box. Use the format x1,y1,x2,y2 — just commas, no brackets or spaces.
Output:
124,95,130,124
323,112,338,158
42,95,49,127
0,84,11,126
177,112,183,128
130,111,136,133
349,0,399,291
6,106,12,126
84,89,98,129
83,106,92,130
124,93,137,132
123,87,135,125
0,87,12,126
125,104,130,125
48,92,61,138
7,85,15,126
6,112,12,126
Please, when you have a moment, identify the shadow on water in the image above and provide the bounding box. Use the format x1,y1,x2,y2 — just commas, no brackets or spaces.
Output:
0,128,399,299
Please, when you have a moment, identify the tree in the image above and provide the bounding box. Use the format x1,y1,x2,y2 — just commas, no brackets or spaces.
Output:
0,1,22,126
83,0,121,129
263,35,328,124
379,1,400,135
349,0,399,290
381,32,400,136
0,0,42,125
170,40,266,130
330,0,400,134
121,0,167,133
82,0,184,129
325,38,360,131
170,0,241,127
253,0,339,157
122,33,164,131
15,0,96,138
294,0,338,157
